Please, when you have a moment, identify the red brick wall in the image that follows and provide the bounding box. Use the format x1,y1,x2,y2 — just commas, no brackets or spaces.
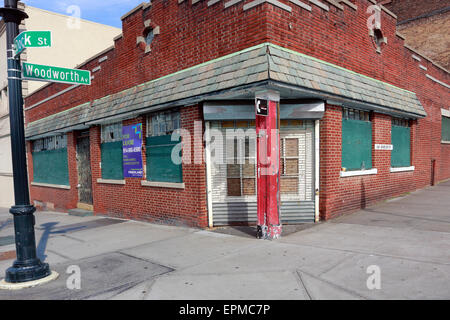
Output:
27,132,78,211
88,105,208,227
397,12,450,70
319,105,429,219
384,0,448,23
266,0,450,218
25,1,269,123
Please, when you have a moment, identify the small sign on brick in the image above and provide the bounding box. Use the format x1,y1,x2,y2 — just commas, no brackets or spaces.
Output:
375,144,393,150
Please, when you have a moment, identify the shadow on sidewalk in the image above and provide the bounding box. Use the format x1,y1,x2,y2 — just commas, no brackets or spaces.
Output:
36,222,86,261
0,218,12,231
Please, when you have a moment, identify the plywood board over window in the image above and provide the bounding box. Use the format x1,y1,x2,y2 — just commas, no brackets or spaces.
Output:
101,122,123,180
442,114,450,143
391,118,411,168
32,134,69,185
341,108,372,171
146,109,183,183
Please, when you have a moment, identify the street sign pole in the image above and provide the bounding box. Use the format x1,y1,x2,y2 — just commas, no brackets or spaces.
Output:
0,0,51,283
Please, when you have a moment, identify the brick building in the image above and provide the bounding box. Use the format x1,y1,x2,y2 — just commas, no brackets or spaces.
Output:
23,0,449,228
0,3,120,208
383,0,450,70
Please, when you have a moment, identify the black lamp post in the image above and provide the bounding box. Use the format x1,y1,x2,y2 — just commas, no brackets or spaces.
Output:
0,0,50,283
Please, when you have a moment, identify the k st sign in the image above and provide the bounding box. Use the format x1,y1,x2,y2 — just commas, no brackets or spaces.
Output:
13,31,51,58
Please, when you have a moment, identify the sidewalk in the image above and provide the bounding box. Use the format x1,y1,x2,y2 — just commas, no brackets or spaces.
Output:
0,180,449,299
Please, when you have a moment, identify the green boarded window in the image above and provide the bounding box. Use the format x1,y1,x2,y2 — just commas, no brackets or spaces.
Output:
101,141,123,180
101,123,123,180
146,135,182,183
146,109,182,183
442,116,450,142
32,134,69,185
342,108,372,171
391,119,411,168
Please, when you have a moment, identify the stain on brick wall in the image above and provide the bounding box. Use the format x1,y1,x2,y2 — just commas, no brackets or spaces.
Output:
384,0,448,23
397,12,450,70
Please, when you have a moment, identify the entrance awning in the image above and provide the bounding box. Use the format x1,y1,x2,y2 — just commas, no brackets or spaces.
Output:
26,43,426,140
203,100,325,121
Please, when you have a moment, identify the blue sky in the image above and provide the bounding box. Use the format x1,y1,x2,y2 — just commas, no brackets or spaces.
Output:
22,0,146,28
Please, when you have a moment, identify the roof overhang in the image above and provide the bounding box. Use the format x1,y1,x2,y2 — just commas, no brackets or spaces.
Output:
26,43,427,140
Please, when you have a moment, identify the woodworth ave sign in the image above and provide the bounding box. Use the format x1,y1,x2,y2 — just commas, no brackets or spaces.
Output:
22,62,91,85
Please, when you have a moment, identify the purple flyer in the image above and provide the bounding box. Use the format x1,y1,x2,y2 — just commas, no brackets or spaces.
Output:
122,123,143,178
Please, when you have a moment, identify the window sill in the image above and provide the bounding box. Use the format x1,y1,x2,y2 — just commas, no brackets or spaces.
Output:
31,182,70,190
441,141,450,145
97,178,125,185
390,166,415,173
340,168,378,178
141,181,185,189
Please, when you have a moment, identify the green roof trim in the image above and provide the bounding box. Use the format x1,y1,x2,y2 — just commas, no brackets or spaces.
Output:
267,43,416,95
26,42,426,139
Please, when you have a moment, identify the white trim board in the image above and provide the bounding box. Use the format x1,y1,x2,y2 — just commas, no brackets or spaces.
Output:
390,166,415,173
340,168,378,178
97,178,125,185
31,181,70,189
141,181,185,189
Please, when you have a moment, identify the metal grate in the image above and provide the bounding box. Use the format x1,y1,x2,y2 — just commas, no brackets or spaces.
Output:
33,134,67,152
147,109,180,137
209,120,315,225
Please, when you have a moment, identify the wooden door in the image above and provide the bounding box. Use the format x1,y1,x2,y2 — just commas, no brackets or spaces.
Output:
76,133,93,205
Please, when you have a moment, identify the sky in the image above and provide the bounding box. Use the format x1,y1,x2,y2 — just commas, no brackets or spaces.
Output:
22,0,146,28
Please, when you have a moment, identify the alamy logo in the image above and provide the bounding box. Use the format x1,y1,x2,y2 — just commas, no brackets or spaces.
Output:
66,265,81,290
366,265,381,290
366,5,381,30
66,5,81,30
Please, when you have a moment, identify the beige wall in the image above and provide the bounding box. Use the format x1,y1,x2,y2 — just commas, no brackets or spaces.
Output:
0,25,7,116
0,175,14,207
24,6,121,95
0,5,121,207
0,134,13,208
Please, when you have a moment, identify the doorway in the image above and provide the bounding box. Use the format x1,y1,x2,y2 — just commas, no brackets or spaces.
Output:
76,131,93,209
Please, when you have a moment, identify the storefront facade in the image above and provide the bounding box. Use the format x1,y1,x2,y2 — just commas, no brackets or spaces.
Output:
24,0,449,228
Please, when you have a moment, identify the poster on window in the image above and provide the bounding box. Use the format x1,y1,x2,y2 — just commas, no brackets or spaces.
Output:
122,123,143,178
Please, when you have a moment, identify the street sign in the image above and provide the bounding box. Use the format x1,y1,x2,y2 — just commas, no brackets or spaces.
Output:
256,98,268,116
22,62,91,85
13,31,51,57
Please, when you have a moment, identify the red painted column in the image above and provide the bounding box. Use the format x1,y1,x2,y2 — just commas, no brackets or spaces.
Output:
256,91,281,239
